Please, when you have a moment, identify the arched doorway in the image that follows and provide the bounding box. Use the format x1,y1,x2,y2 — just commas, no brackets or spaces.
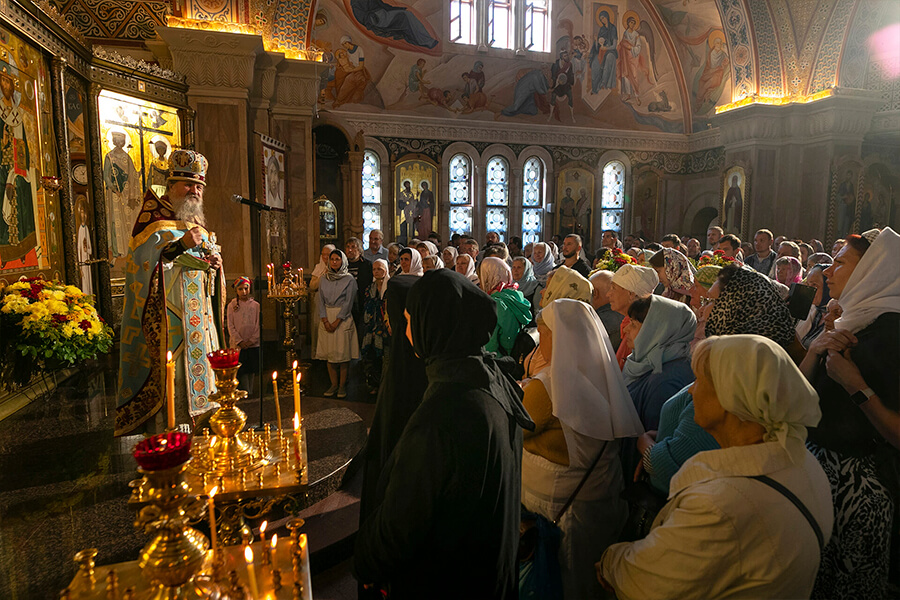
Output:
312,125,350,248
690,207,718,242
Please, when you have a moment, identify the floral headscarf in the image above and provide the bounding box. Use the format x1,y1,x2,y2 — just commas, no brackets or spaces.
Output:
706,266,795,348
659,248,694,297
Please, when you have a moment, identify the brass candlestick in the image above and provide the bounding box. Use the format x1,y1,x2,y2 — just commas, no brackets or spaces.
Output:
268,262,308,371
191,362,266,476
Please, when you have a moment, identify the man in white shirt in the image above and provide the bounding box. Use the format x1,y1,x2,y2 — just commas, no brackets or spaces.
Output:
363,229,388,262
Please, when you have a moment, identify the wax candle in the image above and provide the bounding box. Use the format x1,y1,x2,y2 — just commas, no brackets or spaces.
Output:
259,520,268,546
272,372,282,434
293,412,301,465
291,363,300,421
244,546,259,599
166,351,175,430
207,486,218,564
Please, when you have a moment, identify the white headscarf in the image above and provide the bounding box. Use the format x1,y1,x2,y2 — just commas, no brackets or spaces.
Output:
832,227,900,333
611,263,659,297
442,246,458,267
480,257,513,294
531,242,555,283
312,244,335,278
704,334,821,463
536,299,644,464
456,253,478,283
400,248,424,276
373,258,390,297
421,240,439,257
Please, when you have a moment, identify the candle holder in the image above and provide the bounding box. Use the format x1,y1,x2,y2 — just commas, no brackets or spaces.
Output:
132,433,221,599
267,262,307,371
190,355,267,476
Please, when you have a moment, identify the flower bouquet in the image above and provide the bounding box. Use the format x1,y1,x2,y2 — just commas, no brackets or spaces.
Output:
0,277,113,390
593,248,637,273
697,249,737,268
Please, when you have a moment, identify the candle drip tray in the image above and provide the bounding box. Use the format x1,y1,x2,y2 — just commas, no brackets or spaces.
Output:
187,430,274,476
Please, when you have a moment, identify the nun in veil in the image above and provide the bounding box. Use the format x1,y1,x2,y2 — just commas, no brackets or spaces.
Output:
354,270,534,599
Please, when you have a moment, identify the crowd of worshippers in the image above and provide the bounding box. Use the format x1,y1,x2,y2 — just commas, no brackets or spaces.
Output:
304,224,898,600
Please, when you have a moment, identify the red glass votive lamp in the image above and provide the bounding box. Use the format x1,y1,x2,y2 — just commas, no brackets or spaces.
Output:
207,348,240,369
134,431,192,471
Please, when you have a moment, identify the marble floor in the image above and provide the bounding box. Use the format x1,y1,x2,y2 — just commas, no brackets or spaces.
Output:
0,351,374,600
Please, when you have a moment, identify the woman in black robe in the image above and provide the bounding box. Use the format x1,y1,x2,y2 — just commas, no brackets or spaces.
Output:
353,269,535,600
358,274,428,525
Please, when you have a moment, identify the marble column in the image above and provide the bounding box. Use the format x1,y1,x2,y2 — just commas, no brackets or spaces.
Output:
345,149,364,241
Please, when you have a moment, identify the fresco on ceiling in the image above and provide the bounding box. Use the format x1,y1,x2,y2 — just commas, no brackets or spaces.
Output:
655,0,732,131
312,0,688,133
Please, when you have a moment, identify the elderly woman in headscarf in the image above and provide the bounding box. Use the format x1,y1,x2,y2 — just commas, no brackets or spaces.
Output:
607,264,660,369
521,266,594,379
638,264,796,498
511,256,540,312
416,241,439,261
649,248,694,303
309,243,336,351
398,247,424,276
622,295,696,432
354,270,534,599
479,257,532,356
441,246,458,272
599,335,833,600
359,274,428,527
422,254,443,271
361,259,391,394
454,252,479,284
796,262,832,350
531,242,556,285
523,299,644,599
798,228,900,599
315,249,359,398
775,255,803,286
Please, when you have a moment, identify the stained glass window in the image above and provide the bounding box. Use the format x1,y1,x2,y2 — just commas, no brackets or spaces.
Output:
601,160,626,237
486,156,509,240
521,156,543,242
450,206,473,238
449,154,470,205
362,150,381,249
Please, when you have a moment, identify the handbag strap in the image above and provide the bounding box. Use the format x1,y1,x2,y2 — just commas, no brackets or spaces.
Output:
553,441,609,525
749,475,825,552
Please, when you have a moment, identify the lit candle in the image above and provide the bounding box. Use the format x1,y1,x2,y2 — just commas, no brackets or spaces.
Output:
244,546,259,600
272,372,282,434
166,351,175,430
293,412,301,466
207,486,218,564
259,520,268,546
292,363,301,422
299,533,307,559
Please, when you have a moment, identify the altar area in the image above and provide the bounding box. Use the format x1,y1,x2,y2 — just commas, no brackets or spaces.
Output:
0,349,370,599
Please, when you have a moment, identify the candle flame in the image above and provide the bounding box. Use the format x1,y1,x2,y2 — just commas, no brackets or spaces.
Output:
260,520,267,534
271,533,278,549
292,360,298,369
293,412,299,430
244,545,254,563
299,533,307,548
272,371,278,380
296,372,301,383
208,485,218,499
166,350,172,362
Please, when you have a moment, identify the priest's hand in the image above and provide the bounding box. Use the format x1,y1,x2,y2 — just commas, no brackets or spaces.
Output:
208,254,222,269
181,227,204,249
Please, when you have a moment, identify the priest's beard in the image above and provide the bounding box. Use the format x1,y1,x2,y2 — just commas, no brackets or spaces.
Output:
171,191,206,227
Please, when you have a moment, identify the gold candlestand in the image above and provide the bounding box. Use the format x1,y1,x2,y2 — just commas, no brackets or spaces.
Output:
267,262,308,371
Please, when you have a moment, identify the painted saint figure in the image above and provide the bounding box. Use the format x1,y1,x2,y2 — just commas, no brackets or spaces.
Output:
103,130,141,257
0,63,36,261
559,187,577,236
696,31,730,112
397,179,416,243
836,170,856,237
416,180,433,238
589,11,618,93
76,198,93,296
617,15,654,105
723,174,743,232
349,0,438,49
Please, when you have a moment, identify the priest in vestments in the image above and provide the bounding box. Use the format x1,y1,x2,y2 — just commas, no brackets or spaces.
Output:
115,149,226,436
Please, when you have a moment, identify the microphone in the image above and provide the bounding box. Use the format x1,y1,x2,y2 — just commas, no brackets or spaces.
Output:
231,194,272,211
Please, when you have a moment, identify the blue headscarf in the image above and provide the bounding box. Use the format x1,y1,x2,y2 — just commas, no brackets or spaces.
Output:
623,295,697,385
513,256,539,297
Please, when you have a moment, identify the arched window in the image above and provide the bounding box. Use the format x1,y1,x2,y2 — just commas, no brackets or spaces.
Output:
485,156,509,241
521,156,544,244
601,160,626,238
362,150,381,249
448,153,472,237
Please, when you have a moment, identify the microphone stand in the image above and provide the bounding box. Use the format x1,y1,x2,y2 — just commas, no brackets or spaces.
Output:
233,195,271,430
